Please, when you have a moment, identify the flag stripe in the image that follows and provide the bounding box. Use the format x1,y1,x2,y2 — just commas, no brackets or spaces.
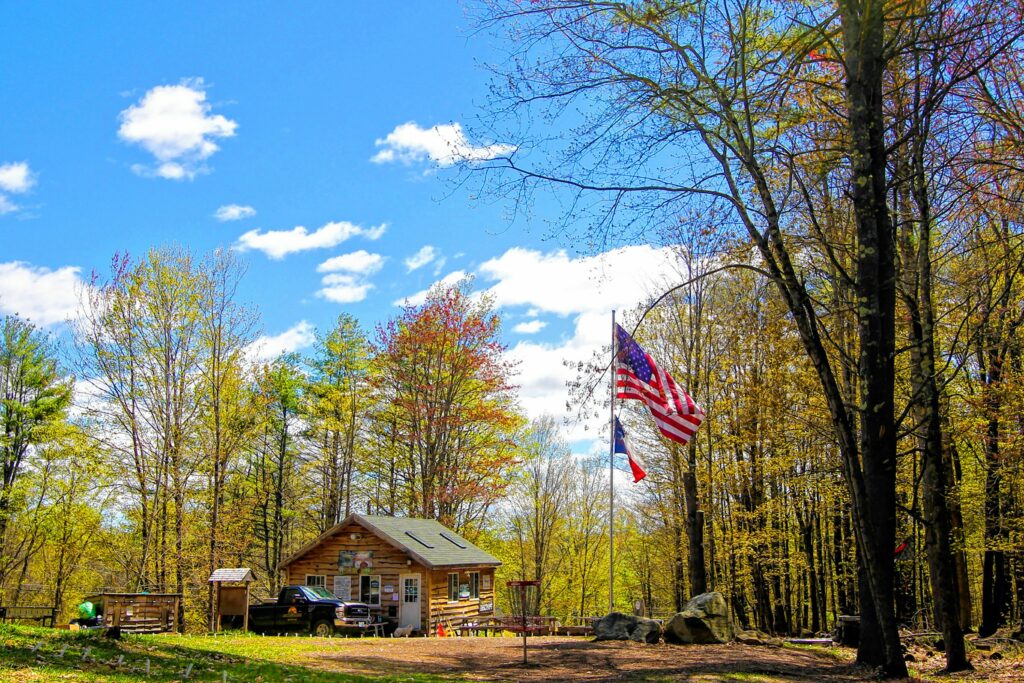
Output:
614,324,705,446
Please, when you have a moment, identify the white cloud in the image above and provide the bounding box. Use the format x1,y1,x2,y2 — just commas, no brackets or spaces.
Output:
314,251,383,303
246,321,316,362
0,162,34,194
317,250,384,275
372,121,515,167
404,245,438,272
317,274,374,304
396,245,684,442
214,204,256,221
0,262,84,327
0,161,35,216
118,78,237,180
235,220,387,259
361,224,387,240
393,270,469,307
513,319,547,335
507,311,611,441
479,245,682,316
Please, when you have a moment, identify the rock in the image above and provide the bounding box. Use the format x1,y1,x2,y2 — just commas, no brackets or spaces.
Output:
989,650,1003,661
735,630,768,646
592,612,662,643
629,618,662,644
664,592,732,645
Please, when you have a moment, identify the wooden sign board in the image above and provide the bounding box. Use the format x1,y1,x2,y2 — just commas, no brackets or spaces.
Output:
219,586,248,616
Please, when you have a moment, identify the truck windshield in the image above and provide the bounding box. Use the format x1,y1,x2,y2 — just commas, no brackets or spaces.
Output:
301,586,337,601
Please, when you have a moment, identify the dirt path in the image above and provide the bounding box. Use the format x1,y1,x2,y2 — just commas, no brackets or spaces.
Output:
304,636,870,681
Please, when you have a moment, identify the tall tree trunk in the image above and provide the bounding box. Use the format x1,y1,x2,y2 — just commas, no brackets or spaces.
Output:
944,433,973,631
839,0,905,673
684,469,706,596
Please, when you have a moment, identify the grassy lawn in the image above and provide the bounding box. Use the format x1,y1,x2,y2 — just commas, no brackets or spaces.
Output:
6,623,1020,682
0,624,451,682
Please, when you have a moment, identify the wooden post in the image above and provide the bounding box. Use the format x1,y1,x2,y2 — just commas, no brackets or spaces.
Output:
243,583,250,633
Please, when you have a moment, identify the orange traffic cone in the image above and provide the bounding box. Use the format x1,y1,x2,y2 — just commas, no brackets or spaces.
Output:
437,622,446,637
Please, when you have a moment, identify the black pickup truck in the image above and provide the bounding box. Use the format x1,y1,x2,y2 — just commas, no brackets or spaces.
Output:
248,585,371,636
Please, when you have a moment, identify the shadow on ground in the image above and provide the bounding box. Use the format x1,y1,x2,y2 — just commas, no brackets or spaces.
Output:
309,636,872,682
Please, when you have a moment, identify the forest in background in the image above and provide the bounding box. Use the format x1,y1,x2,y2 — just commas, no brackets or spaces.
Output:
0,230,1021,643
1,0,1024,678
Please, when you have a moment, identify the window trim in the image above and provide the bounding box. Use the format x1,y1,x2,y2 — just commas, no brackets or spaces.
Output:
305,574,326,589
447,572,460,602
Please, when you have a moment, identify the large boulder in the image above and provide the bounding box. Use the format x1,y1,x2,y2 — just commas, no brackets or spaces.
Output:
664,592,732,644
629,617,663,644
593,611,662,643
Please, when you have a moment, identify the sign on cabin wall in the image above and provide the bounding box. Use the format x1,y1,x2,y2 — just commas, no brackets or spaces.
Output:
482,575,491,590
333,575,352,601
479,599,493,613
338,550,374,574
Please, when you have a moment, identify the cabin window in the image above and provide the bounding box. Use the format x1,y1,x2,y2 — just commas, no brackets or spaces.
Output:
468,571,480,599
447,573,460,602
360,575,381,606
305,575,326,589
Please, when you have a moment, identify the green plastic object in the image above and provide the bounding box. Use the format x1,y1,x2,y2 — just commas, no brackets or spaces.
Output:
78,601,95,620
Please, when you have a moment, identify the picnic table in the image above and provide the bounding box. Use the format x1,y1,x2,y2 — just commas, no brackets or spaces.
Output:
0,605,57,627
451,615,560,636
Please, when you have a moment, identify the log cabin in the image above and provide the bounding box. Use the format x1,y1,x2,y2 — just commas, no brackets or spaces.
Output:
280,513,500,634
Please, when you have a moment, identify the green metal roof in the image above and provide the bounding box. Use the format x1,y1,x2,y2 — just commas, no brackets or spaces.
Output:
280,513,501,570
355,514,501,569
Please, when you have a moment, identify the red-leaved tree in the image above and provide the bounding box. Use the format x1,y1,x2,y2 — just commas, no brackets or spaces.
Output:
370,281,522,532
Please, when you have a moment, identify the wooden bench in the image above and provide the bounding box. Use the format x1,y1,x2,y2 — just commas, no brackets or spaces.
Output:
0,605,57,627
556,616,597,636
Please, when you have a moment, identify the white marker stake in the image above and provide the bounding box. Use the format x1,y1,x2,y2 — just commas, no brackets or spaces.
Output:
184,662,193,679
115,655,124,667
58,645,67,657
30,642,41,652
223,672,228,682
81,647,91,661
145,657,150,675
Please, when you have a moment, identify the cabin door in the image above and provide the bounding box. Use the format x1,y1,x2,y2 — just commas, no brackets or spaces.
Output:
399,574,421,630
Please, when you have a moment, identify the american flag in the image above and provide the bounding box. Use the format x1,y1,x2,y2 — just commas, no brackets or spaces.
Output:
614,324,705,445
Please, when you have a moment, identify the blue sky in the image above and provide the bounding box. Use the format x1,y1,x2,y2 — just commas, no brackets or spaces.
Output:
0,1,685,447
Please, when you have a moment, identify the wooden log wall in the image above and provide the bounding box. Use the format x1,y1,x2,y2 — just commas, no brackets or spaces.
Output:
283,520,498,633
284,520,419,621
427,566,496,633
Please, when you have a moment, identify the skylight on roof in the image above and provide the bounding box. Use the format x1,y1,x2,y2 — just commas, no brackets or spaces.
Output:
440,531,467,549
405,531,434,548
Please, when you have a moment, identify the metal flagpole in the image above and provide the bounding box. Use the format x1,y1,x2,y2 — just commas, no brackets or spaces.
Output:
609,310,616,613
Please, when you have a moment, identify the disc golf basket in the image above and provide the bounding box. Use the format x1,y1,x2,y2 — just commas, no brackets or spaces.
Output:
505,580,542,664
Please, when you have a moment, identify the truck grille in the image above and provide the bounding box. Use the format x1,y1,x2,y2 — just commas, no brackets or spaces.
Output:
345,605,370,618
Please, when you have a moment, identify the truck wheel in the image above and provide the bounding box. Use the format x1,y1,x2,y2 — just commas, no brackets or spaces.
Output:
312,620,334,637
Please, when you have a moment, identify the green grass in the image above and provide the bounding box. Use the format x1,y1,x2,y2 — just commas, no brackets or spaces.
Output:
780,642,848,661
0,624,453,682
